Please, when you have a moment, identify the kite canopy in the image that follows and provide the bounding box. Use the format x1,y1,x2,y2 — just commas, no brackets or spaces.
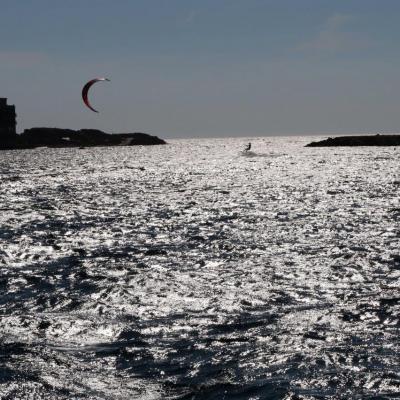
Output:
82,78,110,113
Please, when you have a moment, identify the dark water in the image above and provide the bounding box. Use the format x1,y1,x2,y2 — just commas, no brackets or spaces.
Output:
0,137,399,399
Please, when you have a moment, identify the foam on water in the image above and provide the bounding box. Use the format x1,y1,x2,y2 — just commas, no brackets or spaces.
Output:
0,136,399,399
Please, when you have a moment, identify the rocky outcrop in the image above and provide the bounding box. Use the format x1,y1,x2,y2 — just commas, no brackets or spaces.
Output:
306,134,400,147
0,128,166,150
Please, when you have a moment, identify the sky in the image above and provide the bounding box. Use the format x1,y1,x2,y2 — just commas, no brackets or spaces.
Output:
1,0,400,138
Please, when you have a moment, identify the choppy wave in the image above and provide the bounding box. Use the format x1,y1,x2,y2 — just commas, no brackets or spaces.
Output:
0,137,399,399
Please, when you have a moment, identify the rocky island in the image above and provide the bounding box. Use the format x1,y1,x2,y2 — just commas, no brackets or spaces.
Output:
306,134,400,147
0,98,166,150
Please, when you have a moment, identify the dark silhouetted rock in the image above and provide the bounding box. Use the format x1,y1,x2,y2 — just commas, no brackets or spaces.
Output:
0,127,166,150
306,134,400,147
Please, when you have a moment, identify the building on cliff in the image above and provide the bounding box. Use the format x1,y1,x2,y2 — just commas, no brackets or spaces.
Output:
0,98,17,136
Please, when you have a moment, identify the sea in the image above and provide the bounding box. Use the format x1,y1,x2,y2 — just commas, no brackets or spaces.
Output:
0,136,399,399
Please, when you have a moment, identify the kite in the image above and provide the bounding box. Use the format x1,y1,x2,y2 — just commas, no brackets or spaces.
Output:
82,78,110,113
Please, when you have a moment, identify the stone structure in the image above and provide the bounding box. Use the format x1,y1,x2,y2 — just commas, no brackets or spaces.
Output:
0,98,16,136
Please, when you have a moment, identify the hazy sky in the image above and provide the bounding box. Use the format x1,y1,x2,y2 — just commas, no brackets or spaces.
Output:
1,0,400,138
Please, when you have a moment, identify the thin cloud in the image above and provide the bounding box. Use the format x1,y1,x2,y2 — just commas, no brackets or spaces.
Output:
184,10,198,24
0,51,48,66
298,14,372,53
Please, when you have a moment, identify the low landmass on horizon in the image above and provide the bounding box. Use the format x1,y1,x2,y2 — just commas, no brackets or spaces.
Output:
0,127,166,150
0,98,166,150
306,134,400,147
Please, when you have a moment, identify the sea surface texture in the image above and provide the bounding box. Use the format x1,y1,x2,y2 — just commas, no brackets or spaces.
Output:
0,137,399,399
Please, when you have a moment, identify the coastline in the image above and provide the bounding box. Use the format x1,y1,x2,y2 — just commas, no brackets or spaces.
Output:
0,128,166,150
306,134,400,147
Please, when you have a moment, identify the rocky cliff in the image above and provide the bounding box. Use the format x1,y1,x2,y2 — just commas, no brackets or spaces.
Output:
0,128,166,150
306,134,400,147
